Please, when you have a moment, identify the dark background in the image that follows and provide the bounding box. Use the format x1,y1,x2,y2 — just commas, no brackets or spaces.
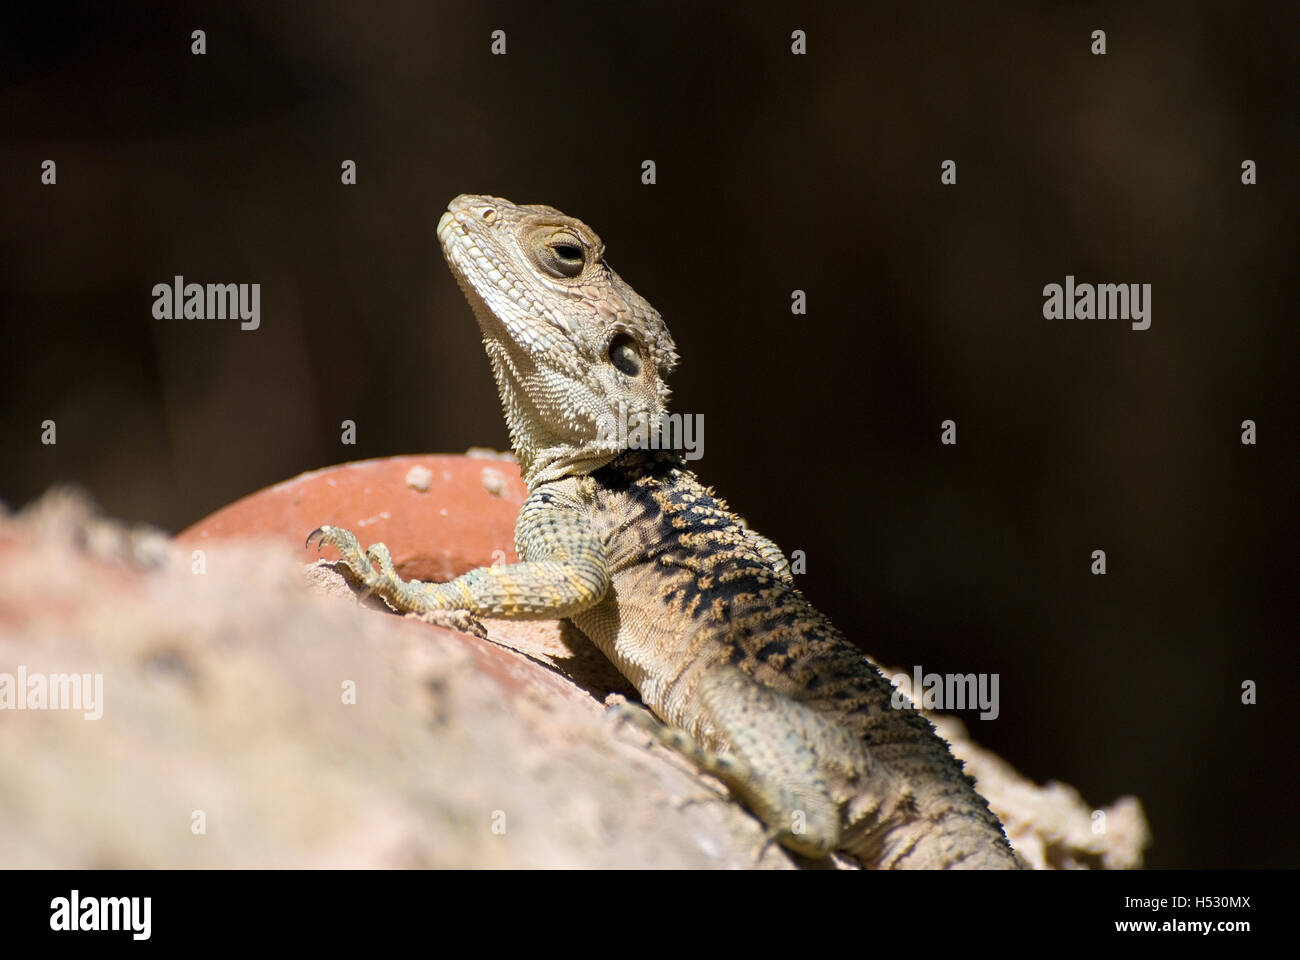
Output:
1,1,1294,868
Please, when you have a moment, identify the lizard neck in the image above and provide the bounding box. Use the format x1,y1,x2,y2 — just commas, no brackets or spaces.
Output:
479,336,624,488
488,356,638,489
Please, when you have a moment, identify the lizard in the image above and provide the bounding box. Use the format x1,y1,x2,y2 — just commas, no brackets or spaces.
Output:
308,194,1024,869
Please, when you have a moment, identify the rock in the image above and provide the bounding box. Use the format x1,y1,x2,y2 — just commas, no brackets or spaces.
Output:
0,462,1148,868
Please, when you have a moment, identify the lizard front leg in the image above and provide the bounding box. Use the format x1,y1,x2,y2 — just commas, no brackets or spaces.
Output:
308,489,611,623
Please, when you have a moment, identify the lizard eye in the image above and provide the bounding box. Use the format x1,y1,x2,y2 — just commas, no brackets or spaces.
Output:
608,333,642,376
534,232,586,278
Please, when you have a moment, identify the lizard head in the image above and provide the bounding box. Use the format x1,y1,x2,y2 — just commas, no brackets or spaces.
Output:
438,194,679,486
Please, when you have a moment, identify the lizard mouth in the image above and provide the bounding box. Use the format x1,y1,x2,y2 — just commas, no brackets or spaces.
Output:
436,208,492,306
436,204,497,288
436,208,469,262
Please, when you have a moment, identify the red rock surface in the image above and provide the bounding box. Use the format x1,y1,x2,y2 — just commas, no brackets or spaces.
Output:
176,454,526,580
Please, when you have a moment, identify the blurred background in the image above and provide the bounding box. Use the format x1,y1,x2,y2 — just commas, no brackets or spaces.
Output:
1,1,1294,867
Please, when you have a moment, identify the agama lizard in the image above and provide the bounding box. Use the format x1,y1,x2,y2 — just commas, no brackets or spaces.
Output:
309,194,1023,869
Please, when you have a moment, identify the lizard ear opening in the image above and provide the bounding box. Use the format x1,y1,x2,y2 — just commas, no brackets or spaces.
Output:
607,333,643,377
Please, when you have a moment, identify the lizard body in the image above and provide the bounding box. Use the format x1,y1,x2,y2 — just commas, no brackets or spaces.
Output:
310,194,1022,869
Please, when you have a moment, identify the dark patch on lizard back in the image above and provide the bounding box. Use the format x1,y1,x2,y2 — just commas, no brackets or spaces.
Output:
592,450,792,624
589,450,975,762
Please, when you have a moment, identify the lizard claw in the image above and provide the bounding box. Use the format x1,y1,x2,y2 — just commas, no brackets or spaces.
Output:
307,524,364,558
751,828,782,866
414,609,488,639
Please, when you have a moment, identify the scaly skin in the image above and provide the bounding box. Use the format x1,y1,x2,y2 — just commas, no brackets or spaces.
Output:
310,194,1022,868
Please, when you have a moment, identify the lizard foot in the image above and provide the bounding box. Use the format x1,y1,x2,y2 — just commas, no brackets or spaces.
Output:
412,609,488,639
307,525,384,589
307,524,459,619
608,703,748,781
607,702,749,806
